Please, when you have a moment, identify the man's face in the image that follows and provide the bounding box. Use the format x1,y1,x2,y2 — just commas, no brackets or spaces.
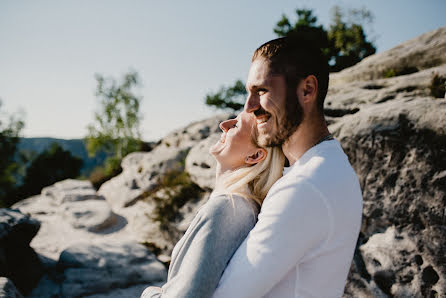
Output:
244,58,303,147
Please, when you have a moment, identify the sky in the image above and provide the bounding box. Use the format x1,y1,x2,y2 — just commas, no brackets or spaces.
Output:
1,0,445,141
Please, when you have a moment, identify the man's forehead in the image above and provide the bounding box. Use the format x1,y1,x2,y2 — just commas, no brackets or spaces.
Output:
247,59,283,88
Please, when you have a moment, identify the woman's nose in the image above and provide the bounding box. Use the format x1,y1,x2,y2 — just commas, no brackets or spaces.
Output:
219,119,235,132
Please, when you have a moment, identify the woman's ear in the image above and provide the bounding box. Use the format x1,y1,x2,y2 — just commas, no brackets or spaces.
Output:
245,148,267,165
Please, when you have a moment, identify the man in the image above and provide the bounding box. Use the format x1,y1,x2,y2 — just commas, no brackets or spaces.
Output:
212,37,363,297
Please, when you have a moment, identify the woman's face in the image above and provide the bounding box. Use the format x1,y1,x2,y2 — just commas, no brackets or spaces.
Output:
210,111,263,172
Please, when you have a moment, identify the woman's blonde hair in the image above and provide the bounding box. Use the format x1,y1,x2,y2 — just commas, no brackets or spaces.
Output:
215,132,285,206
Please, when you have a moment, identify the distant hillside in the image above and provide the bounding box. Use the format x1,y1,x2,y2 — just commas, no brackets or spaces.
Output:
17,137,109,177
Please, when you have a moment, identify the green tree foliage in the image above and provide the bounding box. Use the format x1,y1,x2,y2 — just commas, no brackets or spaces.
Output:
205,79,246,111
0,99,24,207
274,9,330,56
86,71,144,187
86,71,143,160
17,143,83,202
273,6,376,72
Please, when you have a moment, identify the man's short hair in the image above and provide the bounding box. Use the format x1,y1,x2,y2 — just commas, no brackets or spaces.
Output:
252,35,329,112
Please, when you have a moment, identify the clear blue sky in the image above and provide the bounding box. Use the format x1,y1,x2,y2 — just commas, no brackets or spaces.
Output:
1,0,445,141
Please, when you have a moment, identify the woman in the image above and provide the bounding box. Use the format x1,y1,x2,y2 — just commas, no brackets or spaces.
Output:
141,111,284,298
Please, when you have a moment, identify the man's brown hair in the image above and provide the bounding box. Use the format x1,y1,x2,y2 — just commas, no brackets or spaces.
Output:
252,36,329,112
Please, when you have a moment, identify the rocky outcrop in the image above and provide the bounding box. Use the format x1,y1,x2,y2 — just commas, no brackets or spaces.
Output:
0,277,24,298
0,209,43,296
8,114,230,297
98,114,231,210
185,133,220,191
330,26,446,85
327,27,446,298
28,241,167,298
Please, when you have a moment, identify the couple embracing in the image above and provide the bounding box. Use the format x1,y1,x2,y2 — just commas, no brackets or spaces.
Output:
142,36,363,298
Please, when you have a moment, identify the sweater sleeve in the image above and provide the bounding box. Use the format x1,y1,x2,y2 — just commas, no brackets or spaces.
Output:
212,179,331,298
153,194,257,298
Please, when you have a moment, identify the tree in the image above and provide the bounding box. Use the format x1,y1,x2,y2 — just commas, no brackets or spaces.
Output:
85,71,144,186
273,6,376,71
205,80,246,111
0,99,24,207
17,143,83,199
274,9,330,56
86,71,143,159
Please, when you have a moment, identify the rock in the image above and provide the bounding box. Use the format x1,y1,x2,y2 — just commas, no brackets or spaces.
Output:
0,209,43,295
330,26,446,85
12,195,58,217
63,200,118,232
326,64,446,113
185,133,219,191
56,241,167,297
83,283,163,298
98,114,231,210
0,277,24,298
42,179,101,205
329,90,446,295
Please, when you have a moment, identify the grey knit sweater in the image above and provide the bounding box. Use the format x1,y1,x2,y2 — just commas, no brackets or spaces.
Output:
141,193,259,298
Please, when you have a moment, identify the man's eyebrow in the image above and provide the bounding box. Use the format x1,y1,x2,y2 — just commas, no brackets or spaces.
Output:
246,84,260,92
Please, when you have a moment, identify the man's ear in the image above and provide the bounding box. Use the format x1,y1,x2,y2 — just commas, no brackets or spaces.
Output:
245,148,267,165
297,75,318,104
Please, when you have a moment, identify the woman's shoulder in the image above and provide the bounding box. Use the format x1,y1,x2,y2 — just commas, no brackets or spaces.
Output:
201,193,259,224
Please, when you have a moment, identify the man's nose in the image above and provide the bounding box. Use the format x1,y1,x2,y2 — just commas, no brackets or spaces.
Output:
244,94,260,113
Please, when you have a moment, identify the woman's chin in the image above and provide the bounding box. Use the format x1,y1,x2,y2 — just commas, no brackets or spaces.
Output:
209,142,224,156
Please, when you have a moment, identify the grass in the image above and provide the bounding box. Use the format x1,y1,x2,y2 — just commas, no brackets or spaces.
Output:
383,66,419,78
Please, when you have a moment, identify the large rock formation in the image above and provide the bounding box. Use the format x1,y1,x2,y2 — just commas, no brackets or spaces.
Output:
328,27,446,297
0,209,43,296
330,26,446,85
0,277,24,298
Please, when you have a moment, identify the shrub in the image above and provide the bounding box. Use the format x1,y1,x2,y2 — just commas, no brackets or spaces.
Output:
383,66,419,78
89,157,122,189
429,73,446,98
143,169,203,226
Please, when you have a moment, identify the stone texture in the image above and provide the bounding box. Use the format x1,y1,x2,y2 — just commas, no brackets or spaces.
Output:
63,199,118,232
42,179,100,205
0,277,24,298
57,241,167,297
0,209,43,295
330,26,446,85
330,71,446,296
28,241,167,298
185,133,220,191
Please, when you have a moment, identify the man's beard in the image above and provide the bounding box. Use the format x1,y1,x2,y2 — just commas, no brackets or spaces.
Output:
258,86,303,147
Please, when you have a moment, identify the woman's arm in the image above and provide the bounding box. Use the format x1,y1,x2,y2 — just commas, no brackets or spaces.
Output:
144,194,257,298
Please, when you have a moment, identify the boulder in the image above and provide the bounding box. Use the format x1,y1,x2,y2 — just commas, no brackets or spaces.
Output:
329,78,446,295
0,209,43,295
41,179,101,205
56,241,167,297
62,199,118,232
359,226,443,297
330,26,446,85
185,133,219,191
0,277,23,298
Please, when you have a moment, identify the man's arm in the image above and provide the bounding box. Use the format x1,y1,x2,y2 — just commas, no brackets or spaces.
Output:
213,178,332,298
